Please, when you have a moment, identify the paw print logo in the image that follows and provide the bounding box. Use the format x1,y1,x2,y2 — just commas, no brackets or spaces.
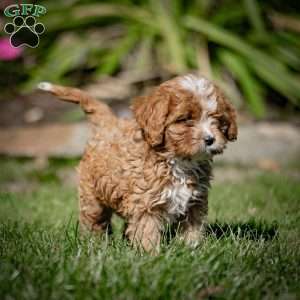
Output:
4,16,45,48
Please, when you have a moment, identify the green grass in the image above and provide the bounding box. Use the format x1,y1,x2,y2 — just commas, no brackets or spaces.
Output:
0,158,299,300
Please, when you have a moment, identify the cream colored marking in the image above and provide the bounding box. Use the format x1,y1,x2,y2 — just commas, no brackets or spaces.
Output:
38,82,53,91
179,74,217,112
162,158,206,222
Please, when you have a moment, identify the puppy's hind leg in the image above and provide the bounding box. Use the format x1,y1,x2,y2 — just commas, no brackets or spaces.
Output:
79,183,112,235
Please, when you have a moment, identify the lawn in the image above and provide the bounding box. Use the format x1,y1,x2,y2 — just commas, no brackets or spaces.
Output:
0,158,299,300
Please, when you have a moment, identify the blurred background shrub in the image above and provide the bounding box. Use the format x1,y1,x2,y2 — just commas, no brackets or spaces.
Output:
0,0,299,119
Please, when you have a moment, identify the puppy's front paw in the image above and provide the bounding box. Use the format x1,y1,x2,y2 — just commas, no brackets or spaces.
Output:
179,228,205,248
126,214,162,255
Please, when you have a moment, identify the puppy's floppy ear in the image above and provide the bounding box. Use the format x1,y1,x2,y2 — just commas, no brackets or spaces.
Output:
217,91,238,141
131,90,170,147
225,101,238,141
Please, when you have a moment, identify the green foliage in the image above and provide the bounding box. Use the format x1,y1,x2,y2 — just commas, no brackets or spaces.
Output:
184,16,300,103
9,0,300,118
24,34,90,90
218,50,266,118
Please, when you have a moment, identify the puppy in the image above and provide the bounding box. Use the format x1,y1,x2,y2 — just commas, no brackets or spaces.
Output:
38,74,237,253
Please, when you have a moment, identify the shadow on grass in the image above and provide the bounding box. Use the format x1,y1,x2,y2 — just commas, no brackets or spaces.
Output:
206,221,278,240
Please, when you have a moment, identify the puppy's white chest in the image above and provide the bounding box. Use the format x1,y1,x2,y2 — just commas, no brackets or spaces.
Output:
163,183,194,218
162,159,201,220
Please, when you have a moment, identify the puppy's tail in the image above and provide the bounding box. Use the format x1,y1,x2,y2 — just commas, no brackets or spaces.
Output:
37,82,116,126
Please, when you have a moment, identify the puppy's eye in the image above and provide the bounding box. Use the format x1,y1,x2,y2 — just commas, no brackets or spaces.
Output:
175,117,186,123
175,116,193,125
220,123,228,133
211,119,219,126
217,116,228,133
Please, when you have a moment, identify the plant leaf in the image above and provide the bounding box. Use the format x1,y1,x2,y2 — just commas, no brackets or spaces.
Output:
243,0,267,36
95,26,140,76
23,34,89,92
184,16,300,104
149,0,187,73
219,50,266,118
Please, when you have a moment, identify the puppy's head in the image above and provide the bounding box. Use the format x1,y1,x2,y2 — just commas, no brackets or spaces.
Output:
132,74,237,159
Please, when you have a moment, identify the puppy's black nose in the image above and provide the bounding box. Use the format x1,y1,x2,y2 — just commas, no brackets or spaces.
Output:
204,136,215,146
